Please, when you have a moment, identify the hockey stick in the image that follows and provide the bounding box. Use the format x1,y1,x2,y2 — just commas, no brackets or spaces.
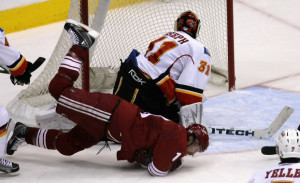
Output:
208,106,294,139
0,57,45,74
0,65,10,74
261,123,300,155
29,57,46,73
254,106,294,139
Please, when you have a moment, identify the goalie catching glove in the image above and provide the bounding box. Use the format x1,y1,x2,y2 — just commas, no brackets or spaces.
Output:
170,159,183,172
10,61,32,85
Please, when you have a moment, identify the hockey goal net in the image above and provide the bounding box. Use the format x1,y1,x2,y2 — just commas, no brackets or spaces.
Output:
7,0,235,126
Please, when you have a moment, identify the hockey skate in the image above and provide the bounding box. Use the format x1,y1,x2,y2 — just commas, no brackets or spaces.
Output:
6,122,29,155
0,158,19,176
64,19,100,50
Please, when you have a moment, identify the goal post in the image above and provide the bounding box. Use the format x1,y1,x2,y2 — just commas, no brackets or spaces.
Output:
227,0,235,91
81,0,89,91
7,0,235,127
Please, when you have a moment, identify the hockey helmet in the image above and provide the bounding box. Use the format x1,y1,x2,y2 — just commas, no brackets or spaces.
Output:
276,129,300,159
174,10,201,38
187,124,209,152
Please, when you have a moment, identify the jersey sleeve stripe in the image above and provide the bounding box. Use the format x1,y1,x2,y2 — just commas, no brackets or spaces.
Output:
8,55,27,76
0,124,7,137
175,83,204,94
175,88,203,97
155,74,170,86
175,83,203,105
176,91,202,106
155,75,176,104
148,161,168,176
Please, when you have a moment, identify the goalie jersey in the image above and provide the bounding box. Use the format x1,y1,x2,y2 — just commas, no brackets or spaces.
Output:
137,31,211,106
0,27,28,76
247,162,300,183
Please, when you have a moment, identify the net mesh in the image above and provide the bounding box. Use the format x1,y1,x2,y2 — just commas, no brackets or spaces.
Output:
7,0,230,126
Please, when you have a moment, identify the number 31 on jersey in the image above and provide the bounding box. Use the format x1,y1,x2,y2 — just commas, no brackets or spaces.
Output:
198,60,210,76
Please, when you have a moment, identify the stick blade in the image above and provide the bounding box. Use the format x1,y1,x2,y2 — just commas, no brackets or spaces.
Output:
261,146,277,155
30,57,46,73
254,106,294,139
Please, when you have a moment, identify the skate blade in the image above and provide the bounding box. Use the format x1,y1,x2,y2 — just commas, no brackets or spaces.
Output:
66,19,100,39
0,171,20,177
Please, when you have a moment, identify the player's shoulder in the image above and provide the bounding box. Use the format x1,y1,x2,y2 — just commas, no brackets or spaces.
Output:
172,124,187,147
181,34,210,57
164,122,186,137
162,123,187,150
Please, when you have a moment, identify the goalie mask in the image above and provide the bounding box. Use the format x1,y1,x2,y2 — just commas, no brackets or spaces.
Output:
174,11,201,39
187,124,209,152
276,129,300,159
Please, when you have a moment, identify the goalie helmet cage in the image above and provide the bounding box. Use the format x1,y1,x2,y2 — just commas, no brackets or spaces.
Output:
7,0,235,126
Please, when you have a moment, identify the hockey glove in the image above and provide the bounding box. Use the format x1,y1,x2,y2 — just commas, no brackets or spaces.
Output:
10,61,32,86
170,159,183,172
134,149,152,168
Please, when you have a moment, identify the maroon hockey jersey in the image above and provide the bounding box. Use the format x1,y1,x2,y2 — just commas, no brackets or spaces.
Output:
107,100,187,175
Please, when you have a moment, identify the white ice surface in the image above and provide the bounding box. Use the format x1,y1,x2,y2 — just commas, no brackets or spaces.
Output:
1,0,300,182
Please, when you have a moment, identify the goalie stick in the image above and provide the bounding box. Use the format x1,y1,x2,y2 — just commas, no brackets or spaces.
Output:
261,123,300,155
180,103,293,139
0,57,46,74
209,106,294,139
253,106,294,139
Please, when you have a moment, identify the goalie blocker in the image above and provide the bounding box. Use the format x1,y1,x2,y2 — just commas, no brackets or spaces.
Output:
180,102,204,127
